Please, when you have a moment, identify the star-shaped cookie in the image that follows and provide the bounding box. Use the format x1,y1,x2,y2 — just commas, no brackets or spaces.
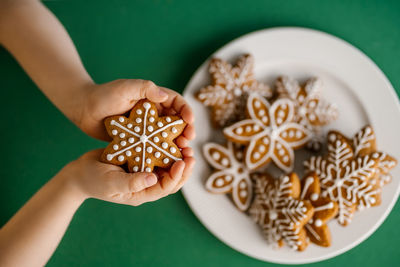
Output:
203,142,253,211
101,100,186,172
223,93,312,172
276,76,338,151
196,54,272,128
304,131,380,226
249,172,314,251
300,172,338,247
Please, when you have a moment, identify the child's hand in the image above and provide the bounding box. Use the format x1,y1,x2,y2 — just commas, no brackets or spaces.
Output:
78,79,195,145
60,148,195,206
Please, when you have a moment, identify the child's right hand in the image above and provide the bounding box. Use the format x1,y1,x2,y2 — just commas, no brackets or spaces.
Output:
59,148,195,206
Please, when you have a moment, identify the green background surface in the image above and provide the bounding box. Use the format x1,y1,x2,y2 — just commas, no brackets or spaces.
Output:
1,0,400,266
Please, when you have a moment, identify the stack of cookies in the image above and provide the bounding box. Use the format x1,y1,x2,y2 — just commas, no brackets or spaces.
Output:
196,54,397,251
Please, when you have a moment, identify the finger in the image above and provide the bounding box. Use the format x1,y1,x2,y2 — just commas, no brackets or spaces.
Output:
182,124,196,140
108,171,158,194
176,136,188,148
172,157,195,193
125,160,185,204
180,104,194,124
125,80,168,103
181,147,194,157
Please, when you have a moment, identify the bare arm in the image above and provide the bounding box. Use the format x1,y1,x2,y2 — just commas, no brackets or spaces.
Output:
0,0,93,125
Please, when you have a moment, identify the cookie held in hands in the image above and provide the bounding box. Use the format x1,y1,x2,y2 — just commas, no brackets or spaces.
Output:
101,100,186,172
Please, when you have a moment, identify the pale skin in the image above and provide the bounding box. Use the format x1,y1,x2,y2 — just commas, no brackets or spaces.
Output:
0,0,195,266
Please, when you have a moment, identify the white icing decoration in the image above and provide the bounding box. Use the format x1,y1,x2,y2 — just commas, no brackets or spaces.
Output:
153,137,159,143
150,110,156,115
314,219,322,227
112,130,118,135
119,117,124,122
146,158,151,164
203,142,253,211
162,132,168,138
155,152,161,158
119,133,125,138
172,127,178,133
120,141,126,146
162,142,168,149
147,126,154,132
310,193,319,201
166,117,171,122
163,158,169,164
136,109,142,115
118,155,124,162
126,151,132,156
128,137,134,143
145,167,151,172
157,122,163,127
134,126,140,133
106,154,112,161
135,156,140,162
147,147,153,153
113,144,119,150
170,147,177,153
136,118,142,123
135,146,142,152
133,166,139,172
127,123,133,128
149,117,155,122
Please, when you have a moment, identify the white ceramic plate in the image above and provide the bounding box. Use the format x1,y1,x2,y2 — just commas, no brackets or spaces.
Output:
181,27,400,264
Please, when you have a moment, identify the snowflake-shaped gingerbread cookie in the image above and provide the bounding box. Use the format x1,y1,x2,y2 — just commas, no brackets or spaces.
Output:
203,142,253,211
304,131,381,226
300,172,338,247
276,76,338,151
223,93,312,172
249,173,314,251
196,54,272,128
101,100,186,172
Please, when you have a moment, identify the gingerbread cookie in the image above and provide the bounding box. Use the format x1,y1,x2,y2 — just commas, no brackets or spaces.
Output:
101,100,186,172
276,76,338,151
203,142,253,211
300,172,338,247
304,131,380,226
223,93,312,172
249,173,314,251
196,54,272,128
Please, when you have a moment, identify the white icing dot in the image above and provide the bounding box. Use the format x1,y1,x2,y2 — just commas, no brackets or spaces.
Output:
212,152,220,160
133,166,139,172
240,190,247,198
371,198,376,204
128,137,134,143
259,145,266,153
225,175,232,182
162,132,168,138
309,101,317,108
245,126,252,132
127,123,133,128
296,130,302,138
269,211,278,220
262,116,268,123
157,122,163,127
329,134,336,142
119,117,124,122
263,137,269,144
166,117,171,122
113,144,119,150
149,117,155,123
215,179,224,187
119,133,125,138
146,147,153,153
153,137,159,143
163,158,170,164
253,152,260,159
253,124,260,131
106,154,112,161
327,202,335,209
111,120,116,125
298,95,304,102
120,141,126,146
126,151,132,156
147,126,154,132
276,143,282,149
145,167,152,172
366,127,372,134
235,127,243,134
136,118,142,123
118,155,124,162
143,102,151,109
309,114,316,121
278,110,285,118
315,219,322,227
302,207,307,213
283,155,289,162
281,131,288,138
155,152,161,158
162,142,168,149
277,117,283,124
279,149,285,156
254,100,261,108
258,109,265,116
288,130,294,138
221,158,229,166
146,158,151,164
135,156,140,162
172,127,178,133
170,147,177,153
135,146,142,152
136,109,142,115
310,193,319,201
240,182,246,189
134,126,140,133
112,129,118,135
150,109,156,115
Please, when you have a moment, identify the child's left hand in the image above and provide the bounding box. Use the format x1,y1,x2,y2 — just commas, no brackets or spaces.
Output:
77,79,195,146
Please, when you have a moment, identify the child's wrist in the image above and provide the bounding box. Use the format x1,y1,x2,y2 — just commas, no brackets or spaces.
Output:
53,170,88,204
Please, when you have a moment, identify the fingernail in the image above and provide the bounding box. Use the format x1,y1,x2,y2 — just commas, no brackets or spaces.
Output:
158,89,168,97
145,175,157,186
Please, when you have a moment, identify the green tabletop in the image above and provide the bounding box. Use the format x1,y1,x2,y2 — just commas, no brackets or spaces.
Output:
1,0,399,266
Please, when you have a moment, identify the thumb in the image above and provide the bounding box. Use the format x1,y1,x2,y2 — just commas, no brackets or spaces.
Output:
132,79,168,103
125,172,158,193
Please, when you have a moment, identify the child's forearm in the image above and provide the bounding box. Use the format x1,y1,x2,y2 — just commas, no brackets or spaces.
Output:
0,0,93,126
0,172,85,267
